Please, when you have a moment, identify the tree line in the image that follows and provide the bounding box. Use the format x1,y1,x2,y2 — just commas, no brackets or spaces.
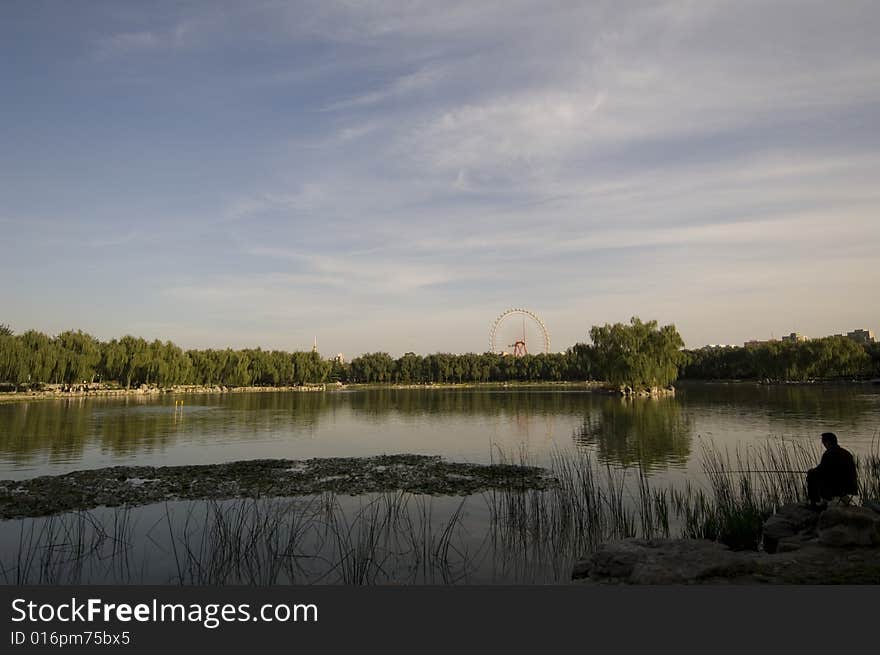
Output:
302,318,687,388
0,318,683,390
1,320,877,390
681,336,880,381
0,326,334,388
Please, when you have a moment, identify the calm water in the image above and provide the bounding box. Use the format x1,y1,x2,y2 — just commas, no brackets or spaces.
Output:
2,384,878,584
1,383,878,481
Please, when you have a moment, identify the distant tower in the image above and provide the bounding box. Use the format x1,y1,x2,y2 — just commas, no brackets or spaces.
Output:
312,336,318,353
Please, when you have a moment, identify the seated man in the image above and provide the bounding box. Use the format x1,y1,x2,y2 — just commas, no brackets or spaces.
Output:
807,432,858,508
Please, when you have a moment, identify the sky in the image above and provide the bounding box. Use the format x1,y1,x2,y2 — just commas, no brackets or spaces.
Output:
1,0,879,357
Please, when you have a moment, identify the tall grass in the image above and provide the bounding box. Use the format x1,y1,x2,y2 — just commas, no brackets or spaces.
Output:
687,439,818,549
2,493,473,585
859,436,880,501
155,493,475,585
2,438,879,584
1,508,133,584
486,437,880,562
484,447,668,579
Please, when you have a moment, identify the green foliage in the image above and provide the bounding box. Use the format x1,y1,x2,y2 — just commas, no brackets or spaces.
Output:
55,330,102,384
0,329,337,388
1,320,873,389
588,317,685,390
867,343,880,378
683,336,874,381
0,334,26,385
0,316,689,389
345,351,575,384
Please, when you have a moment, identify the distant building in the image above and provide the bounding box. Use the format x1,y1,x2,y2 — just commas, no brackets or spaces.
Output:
846,329,875,345
333,353,345,364
781,332,808,343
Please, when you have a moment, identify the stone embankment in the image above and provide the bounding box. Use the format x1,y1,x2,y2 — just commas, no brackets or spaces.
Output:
617,385,676,398
573,500,880,584
0,383,328,403
590,385,676,398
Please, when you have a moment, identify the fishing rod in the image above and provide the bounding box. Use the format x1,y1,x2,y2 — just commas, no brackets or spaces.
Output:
713,469,807,474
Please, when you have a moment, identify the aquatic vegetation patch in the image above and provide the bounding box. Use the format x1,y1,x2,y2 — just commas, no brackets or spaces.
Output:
0,454,555,519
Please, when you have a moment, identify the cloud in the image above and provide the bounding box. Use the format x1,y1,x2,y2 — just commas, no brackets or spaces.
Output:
243,246,475,294
5,1,880,352
85,232,143,248
94,31,162,59
223,185,329,221
323,65,447,111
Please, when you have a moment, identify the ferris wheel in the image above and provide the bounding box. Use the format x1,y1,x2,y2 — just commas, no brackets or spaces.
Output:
489,308,550,356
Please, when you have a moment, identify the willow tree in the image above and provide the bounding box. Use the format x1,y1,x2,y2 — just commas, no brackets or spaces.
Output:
55,330,101,384
589,317,685,390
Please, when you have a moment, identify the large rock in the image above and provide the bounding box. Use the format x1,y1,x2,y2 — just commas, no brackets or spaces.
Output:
575,539,758,584
817,506,880,547
762,503,820,553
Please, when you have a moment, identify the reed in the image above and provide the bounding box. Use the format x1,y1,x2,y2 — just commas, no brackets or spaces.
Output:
1,508,134,584
2,437,879,584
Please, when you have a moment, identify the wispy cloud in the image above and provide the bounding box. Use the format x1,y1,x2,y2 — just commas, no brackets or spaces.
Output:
244,246,475,294
93,21,197,60
323,65,447,111
223,186,329,222
3,1,879,352
94,31,162,59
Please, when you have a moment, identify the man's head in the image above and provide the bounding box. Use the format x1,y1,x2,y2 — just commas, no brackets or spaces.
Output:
821,432,838,449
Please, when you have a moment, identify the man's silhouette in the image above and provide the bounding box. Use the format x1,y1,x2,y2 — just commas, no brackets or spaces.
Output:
807,432,858,508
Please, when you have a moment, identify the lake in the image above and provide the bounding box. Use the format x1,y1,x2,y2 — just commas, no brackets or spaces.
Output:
1,383,878,584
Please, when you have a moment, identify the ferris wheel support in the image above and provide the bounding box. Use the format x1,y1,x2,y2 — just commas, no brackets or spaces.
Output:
489,308,551,355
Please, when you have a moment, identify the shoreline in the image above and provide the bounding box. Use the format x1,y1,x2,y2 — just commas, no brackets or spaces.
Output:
677,378,880,386
0,383,327,404
1,378,875,404
0,380,607,403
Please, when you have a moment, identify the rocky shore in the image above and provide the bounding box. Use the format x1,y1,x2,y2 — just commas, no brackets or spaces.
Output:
0,455,555,519
612,385,675,398
0,380,668,403
573,500,880,584
0,383,327,403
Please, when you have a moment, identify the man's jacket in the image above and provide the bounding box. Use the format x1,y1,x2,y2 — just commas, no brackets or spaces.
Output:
815,445,859,496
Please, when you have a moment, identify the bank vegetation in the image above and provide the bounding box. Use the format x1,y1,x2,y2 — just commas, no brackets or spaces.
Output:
1,319,878,393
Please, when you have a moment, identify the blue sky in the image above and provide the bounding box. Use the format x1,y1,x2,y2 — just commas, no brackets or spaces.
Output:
1,1,879,356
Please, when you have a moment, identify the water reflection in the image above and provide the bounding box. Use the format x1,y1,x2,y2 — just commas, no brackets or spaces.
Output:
0,495,562,585
575,398,692,470
343,387,594,417
0,393,334,461
0,385,878,479
0,390,597,470
676,382,874,425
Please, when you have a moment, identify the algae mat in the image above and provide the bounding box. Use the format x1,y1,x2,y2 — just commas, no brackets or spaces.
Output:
0,454,554,519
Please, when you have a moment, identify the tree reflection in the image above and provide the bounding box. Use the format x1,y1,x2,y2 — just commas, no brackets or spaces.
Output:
574,397,692,471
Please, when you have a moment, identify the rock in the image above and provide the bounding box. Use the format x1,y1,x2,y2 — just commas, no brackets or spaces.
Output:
573,535,880,584
571,559,592,579
762,503,820,553
817,506,880,547
574,539,758,584
776,538,809,553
